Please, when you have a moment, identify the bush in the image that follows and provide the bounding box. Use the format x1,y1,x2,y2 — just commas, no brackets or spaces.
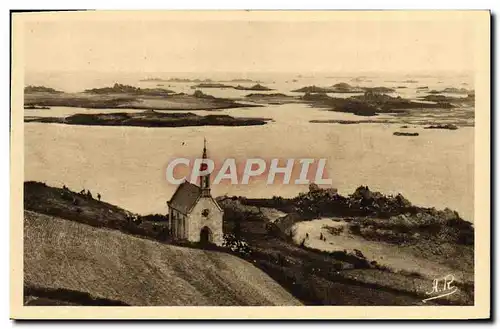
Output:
222,234,252,257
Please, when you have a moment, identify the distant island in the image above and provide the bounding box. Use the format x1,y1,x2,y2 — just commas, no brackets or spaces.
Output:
292,83,364,93
84,83,175,96
139,77,214,83
310,119,390,125
393,131,419,136
301,91,454,116
24,83,260,111
25,111,270,128
424,124,459,130
24,105,50,110
428,87,472,95
292,83,394,94
244,93,301,105
223,78,261,83
418,93,475,106
192,83,273,91
191,83,234,89
234,84,273,91
24,85,63,94
139,77,262,83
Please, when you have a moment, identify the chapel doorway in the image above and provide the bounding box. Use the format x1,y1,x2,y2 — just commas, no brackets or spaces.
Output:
200,226,213,245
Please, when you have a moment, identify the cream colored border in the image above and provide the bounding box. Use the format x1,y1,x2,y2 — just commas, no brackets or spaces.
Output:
10,10,490,320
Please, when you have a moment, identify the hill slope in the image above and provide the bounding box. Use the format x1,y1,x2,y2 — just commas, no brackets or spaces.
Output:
24,210,301,306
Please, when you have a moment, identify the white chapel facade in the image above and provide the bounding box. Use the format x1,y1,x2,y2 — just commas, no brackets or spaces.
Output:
167,140,224,245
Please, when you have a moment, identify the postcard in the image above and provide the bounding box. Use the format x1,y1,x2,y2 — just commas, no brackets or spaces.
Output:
10,10,490,319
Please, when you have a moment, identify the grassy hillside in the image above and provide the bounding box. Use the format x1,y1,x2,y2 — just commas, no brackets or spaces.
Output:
24,210,301,306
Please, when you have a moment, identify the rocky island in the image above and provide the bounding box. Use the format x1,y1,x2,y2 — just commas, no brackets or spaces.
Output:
428,87,472,95
140,77,214,83
24,85,63,94
244,93,301,105
24,84,260,111
234,84,273,91
292,83,365,94
25,111,270,128
418,94,475,106
24,105,50,110
301,91,454,116
192,83,273,91
293,83,397,94
424,124,459,130
393,131,419,136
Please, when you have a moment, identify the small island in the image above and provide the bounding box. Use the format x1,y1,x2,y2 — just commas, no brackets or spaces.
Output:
192,83,273,91
223,78,261,83
24,105,50,110
363,86,396,93
292,83,396,94
234,84,273,91
192,82,234,89
24,85,63,94
292,83,364,94
424,124,459,130
244,93,301,105
310,119,390,125
84,83,175,96
25,111,270,128
140,77,214,83
428,87,472,95
418,94,474,106
302,91,454,117
393,131,419,136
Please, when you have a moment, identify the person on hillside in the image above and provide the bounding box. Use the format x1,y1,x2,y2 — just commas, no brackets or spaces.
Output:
97,193,101,201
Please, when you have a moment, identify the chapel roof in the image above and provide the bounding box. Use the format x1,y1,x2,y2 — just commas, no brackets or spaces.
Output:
168,181,201,215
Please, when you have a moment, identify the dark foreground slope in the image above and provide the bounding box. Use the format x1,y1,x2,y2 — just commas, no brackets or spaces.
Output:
24,210,301,306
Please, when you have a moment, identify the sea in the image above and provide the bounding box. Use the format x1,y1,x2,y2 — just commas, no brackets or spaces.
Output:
23,71,475,221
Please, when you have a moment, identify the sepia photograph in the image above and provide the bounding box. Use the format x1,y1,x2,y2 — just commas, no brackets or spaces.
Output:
10,10,490,319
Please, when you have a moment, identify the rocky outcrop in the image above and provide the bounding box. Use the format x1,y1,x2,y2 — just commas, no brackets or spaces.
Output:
424,124,459,130
25,111,270,127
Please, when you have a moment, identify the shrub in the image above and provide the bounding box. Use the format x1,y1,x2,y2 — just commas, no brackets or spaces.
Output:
222,234,252,257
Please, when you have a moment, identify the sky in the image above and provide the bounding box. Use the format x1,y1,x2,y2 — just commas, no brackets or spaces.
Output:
22,12,478,74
